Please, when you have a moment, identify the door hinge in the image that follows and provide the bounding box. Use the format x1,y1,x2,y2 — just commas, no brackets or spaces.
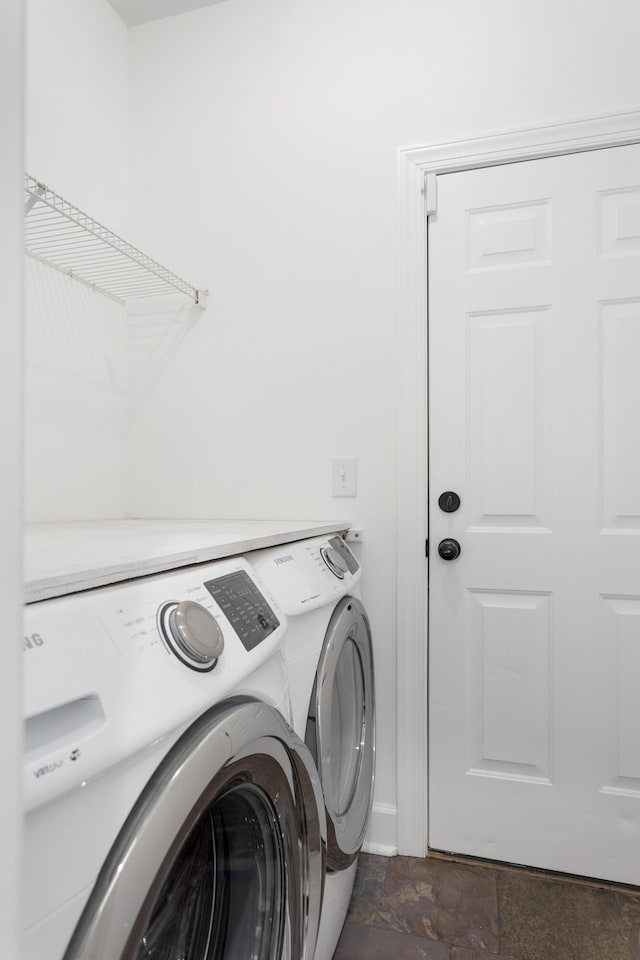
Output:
425,539,429,558
425,172,437,217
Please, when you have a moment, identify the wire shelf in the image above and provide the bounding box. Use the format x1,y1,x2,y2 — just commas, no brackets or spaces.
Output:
24,174,207,308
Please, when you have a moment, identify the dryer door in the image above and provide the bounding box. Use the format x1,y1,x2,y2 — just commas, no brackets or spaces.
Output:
306,596,375,870
63,698,325,960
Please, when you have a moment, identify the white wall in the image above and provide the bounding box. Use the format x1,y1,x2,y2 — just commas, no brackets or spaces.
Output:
26,0,128,231
0,0,24,951
25,0,130,522
126,0,640,850
24,260,129,522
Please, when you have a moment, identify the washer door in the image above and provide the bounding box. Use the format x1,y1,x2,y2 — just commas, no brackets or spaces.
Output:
306,596,375,871
63,698,325,960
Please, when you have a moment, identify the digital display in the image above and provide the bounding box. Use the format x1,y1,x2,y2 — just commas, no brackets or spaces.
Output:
204,570,280,651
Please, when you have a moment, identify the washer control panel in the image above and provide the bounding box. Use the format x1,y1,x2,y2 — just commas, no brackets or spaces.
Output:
204,569,280,651
22,555,288,812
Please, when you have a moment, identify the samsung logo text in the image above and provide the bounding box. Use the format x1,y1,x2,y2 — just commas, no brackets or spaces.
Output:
23,633,44,651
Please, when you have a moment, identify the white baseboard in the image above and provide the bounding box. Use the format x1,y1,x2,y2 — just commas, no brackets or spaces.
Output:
362,802,399,857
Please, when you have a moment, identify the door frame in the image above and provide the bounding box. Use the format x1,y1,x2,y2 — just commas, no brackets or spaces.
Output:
396,108,640,857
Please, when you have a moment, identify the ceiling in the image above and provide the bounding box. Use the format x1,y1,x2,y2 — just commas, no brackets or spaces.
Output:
107,0,230,27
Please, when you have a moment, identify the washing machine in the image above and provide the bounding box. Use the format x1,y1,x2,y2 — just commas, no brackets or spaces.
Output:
22,553,326,960
249,534,375,960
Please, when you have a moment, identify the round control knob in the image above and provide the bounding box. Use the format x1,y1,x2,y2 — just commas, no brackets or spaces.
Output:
320,545,348,579
159,600,224,671
437,538,462,562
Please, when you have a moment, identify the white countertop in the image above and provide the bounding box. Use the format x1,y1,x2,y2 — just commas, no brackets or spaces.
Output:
24,518,350,603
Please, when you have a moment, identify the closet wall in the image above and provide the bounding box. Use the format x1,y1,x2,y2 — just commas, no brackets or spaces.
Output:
2,0,24,950
126,0,640,849
25,0,129,522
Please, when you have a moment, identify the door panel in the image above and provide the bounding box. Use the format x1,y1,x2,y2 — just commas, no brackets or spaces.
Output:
467,307,550,527
428,143,640,883
466,589,552,782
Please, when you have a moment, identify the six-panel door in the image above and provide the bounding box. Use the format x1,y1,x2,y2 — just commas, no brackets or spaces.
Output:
428,143,640,883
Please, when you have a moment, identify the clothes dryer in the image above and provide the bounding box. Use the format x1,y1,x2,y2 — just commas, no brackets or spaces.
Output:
22,555,325,960
249,535,375,960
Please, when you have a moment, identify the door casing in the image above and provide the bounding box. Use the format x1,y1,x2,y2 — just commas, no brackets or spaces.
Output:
395,108,640,858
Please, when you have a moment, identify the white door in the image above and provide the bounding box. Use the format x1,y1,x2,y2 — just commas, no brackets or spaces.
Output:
428,143,640,884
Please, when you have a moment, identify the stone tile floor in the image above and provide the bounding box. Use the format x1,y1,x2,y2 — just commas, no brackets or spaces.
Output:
333,854,640,960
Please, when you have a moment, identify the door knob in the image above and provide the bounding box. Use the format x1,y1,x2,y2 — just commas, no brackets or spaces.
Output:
437,538,461,561
438,491,461,513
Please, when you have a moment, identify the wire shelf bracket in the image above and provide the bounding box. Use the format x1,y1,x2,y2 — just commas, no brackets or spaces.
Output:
24,174,207,309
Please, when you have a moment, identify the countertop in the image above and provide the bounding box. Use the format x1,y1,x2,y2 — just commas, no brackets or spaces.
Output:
24,518,350,603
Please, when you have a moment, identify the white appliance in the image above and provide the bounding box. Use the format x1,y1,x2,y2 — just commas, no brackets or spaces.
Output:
22,554,326,960
249,534,375,960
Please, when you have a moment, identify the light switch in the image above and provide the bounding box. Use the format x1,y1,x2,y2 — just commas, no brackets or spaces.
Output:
332,458,357,497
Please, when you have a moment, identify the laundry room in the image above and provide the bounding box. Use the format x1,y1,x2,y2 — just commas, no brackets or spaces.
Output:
3,0,640,958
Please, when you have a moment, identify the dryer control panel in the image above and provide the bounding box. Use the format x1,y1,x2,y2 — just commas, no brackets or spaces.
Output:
248,535,361,617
